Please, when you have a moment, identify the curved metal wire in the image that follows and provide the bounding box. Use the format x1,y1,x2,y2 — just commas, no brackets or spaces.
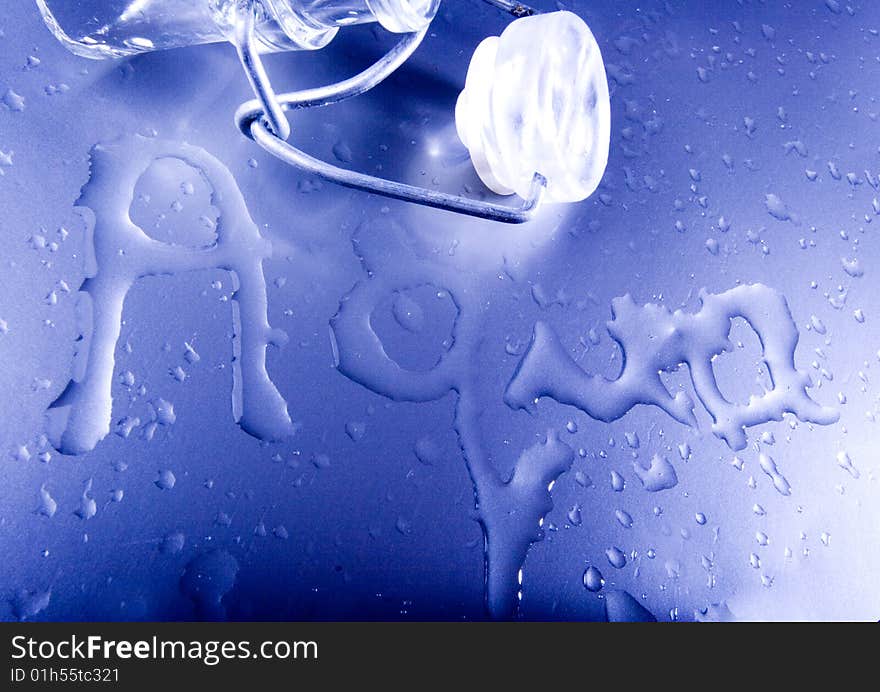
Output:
233,2,290,140
231,5,547,223
480,0,539,17
234,26,428,140
250,118,547,222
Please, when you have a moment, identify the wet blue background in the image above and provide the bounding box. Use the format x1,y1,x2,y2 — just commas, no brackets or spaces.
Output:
1,0,878,621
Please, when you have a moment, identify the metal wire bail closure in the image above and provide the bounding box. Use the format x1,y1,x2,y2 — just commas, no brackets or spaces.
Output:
232,1,547,223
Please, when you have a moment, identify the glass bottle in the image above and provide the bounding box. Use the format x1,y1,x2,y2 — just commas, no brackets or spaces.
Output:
35,0,439,59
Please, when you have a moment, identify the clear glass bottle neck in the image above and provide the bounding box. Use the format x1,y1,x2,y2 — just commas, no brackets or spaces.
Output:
258,0,438,50
36,0,438,59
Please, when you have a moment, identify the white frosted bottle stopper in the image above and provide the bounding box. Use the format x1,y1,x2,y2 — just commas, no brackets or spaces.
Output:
455,11,611,204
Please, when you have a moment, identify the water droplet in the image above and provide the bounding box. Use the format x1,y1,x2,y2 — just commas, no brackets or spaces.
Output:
391,291,425,333
633,454,678,492
151,398,176,426
395,517,412,536
74,479,96,520
756,531,770,546
606,546,627,569
36,485,57,518
582,565,605,592
2,88,25,111
345,421,366,441
615,509,633,528
160,531,185,554
155,469,176,490
836,450,860,478
183,341,200,363
414,436,442,465
332,140,353,163
10,588,50,621
758,453,791,495
312,453,331,469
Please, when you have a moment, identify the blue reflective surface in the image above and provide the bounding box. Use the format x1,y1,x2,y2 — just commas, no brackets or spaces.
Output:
1,0,878,621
